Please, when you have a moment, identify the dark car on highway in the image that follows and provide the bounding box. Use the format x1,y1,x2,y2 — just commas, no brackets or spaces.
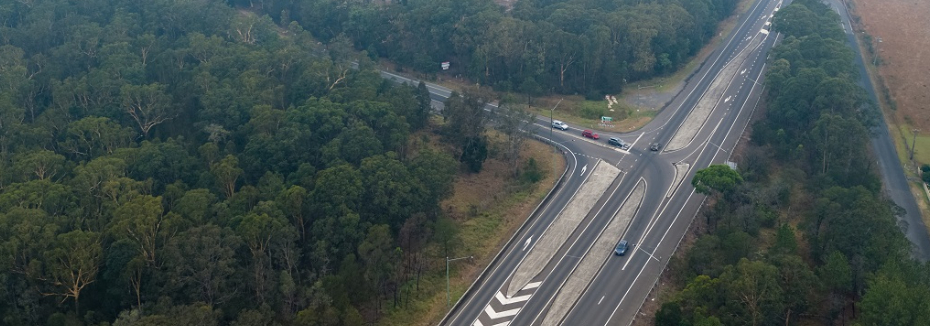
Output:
614,240,629,256
650,143,662,151
608,137,630,149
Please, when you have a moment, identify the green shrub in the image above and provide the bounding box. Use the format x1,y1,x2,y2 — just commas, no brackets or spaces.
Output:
521,158,543,184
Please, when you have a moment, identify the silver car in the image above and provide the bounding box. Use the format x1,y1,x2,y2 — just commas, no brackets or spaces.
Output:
552,120,569,130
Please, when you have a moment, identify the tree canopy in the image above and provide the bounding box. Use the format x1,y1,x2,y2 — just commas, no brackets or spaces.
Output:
663,1,926,325
0,0,474,324
240,0,738,97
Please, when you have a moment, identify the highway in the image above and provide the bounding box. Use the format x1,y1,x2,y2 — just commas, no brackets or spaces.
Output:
382,1,783,324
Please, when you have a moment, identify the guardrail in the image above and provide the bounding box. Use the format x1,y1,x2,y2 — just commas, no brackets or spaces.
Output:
436,137,572,326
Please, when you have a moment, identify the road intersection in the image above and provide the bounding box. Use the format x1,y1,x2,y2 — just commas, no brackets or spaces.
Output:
383,1,783,324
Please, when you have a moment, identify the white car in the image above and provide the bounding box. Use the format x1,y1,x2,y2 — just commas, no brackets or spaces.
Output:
552,120,569,130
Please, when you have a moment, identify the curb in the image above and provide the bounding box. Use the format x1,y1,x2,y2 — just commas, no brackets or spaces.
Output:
437,137,572,326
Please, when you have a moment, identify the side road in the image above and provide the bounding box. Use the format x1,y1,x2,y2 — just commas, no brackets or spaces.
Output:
827,0,930,261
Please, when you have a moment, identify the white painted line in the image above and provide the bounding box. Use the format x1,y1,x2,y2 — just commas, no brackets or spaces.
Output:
459,140,580,326
598,296,605,305
605,47,772,326
630,132,644,148
473,320,484,326
638,246,660,262
492,322,510,326
524,282,542,290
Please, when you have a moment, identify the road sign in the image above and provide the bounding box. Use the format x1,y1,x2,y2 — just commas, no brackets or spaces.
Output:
441,62,450,70
601,116,613,122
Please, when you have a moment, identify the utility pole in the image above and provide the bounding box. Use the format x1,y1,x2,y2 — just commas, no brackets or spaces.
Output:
911,129,920,161
446,255,472,308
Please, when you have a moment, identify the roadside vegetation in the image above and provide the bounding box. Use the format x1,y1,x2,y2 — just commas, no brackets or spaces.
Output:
0,1,565,325
237,0,738,99
650,1,930,325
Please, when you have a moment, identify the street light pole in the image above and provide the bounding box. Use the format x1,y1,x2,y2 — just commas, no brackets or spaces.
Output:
549,98,563,146
446,255,472,308
549,98,563,176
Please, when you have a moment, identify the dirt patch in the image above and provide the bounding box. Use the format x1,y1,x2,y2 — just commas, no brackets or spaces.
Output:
849,0,930,130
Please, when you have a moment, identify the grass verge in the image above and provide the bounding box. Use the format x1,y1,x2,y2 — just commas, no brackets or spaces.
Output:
377,135,567,326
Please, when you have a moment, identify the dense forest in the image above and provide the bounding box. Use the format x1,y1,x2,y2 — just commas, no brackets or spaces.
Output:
232,0,738,98
658,0,930,325
0,0,536,325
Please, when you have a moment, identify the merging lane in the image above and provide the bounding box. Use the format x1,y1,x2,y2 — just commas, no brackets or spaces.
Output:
428,0,784,325
379,1,924,325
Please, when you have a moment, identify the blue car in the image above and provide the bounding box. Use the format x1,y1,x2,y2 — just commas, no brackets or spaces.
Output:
614,240,629,256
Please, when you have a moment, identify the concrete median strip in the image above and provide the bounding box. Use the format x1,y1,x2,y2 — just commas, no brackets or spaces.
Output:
505,161,620,296
666,34,764,151
541,180,646,326
666,162,691,198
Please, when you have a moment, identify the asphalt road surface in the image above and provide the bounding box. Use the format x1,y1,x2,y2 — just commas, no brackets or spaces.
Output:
824,0,930,261
381,0,927,324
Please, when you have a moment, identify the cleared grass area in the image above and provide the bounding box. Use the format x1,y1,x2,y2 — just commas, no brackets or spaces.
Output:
893,127,930,231
377,132,567,326
525,96,656,133
895,127,930,167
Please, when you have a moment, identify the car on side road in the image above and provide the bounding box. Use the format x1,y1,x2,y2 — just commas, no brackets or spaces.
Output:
582,129,599,140
552,120,569,130
608,137,630,150
614,240,629,256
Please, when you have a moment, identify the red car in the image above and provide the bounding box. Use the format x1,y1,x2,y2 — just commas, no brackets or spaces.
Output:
582,129,599,140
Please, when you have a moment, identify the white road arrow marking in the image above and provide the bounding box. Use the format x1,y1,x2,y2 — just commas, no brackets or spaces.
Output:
495,291,532,305
523,236,533,251
580,164,588,176
484,305,521,319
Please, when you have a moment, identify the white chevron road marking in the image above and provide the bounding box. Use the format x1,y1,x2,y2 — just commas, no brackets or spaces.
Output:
484,305,521,320
495,291,532,305
524,281,541,290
